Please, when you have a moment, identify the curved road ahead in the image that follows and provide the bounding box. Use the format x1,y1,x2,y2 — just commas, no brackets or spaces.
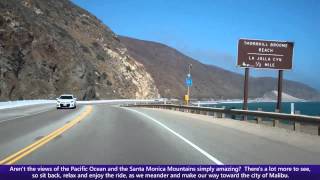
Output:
0,103,319,165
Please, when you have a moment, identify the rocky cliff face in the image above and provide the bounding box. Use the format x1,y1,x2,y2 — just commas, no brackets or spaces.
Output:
0,0,159,100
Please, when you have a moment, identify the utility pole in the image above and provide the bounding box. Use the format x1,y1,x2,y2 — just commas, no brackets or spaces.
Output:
185,64,192,105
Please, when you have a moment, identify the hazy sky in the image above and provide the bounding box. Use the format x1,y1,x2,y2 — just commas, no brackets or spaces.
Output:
73,0,320,90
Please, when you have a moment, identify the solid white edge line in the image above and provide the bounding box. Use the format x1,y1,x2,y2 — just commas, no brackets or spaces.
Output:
124,107,224,165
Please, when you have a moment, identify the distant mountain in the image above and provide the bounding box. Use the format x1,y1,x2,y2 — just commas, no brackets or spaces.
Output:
119,36,320,100
0,0,159,100
258,90,305,102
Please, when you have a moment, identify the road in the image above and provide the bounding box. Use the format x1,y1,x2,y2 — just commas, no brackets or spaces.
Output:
0,103,320,164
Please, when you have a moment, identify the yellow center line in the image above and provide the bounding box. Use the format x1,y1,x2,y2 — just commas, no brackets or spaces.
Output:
0,105,93,165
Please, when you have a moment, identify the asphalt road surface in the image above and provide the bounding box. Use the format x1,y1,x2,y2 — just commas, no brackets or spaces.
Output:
0,103,319,164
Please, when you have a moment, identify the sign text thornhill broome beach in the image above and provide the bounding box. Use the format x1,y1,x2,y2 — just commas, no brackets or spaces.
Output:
237,39,294,70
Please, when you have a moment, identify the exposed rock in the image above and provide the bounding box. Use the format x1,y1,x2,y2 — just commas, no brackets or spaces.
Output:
0,0,159,100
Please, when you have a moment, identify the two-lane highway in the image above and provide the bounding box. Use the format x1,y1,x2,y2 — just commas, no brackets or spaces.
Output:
11,105,214,164
0,104,86,162
1,103,320,164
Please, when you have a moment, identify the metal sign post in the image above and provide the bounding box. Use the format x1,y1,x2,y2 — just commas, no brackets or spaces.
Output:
243,68,249,111
185,75,192,105
241,68,250,120
185,64,192,105
276,70,283,112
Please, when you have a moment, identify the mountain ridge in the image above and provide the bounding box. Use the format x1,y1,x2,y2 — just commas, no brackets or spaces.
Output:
119,36,320,100
1,0,318,101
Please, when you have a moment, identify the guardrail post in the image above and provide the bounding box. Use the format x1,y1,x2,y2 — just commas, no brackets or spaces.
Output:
213,112,217,118
216,112,222,118
257,108,263,124
273,109,280,127
293,110,301,132
221,106,226,118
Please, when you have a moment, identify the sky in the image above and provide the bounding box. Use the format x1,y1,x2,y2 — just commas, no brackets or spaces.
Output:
73,0,320,90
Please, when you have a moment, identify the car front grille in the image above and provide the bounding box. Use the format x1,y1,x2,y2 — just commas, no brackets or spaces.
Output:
60,104,70,107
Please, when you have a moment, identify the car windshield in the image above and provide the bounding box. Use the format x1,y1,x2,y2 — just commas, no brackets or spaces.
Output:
59,96,73,99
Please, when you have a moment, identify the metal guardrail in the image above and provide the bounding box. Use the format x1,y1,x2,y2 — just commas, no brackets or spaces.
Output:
124,103,320,136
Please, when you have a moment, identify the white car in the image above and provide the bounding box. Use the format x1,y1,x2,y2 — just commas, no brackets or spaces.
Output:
56,94,77,109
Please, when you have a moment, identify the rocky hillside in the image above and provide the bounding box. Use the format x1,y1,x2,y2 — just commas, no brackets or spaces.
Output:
120,36,320,100
0,0,159,100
